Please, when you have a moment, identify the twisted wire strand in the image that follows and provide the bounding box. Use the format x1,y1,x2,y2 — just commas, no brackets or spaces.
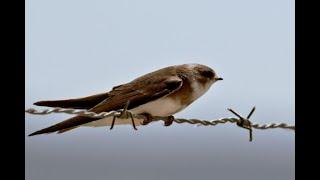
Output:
25,107,295,131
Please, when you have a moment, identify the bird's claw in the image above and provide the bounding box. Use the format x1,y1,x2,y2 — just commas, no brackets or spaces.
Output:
141,113,153,125
164,115,174,126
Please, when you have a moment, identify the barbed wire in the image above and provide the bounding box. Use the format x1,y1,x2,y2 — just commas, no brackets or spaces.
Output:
25,107,295,141
25,107,295,130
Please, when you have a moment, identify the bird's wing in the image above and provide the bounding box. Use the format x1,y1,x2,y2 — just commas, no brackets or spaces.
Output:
33,92,110,110
28,75,183,136
90,75,183,112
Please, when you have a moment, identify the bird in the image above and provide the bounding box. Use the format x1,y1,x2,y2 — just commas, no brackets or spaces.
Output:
29,63,223,136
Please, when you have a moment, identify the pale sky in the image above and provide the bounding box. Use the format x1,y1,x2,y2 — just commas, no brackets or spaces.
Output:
26,0,294,180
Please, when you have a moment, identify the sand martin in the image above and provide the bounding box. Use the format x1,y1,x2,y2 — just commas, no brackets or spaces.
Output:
29,63,223,136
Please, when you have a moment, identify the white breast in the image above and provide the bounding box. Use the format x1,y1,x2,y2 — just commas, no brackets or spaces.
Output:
130,96,185,117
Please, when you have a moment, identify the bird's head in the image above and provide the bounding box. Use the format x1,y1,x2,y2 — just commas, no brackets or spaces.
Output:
182,63,223,86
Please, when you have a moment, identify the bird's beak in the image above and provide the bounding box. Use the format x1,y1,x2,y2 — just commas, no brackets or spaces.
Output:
215,77,223,81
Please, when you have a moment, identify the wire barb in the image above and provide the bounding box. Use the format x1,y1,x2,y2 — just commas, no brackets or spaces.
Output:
228,107,255,142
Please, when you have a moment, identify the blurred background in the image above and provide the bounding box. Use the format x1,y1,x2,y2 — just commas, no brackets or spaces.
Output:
26,0,294,180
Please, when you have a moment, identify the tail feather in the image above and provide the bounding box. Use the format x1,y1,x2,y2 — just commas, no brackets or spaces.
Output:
33,92,109,109
57,126,79,134
28,116,100,136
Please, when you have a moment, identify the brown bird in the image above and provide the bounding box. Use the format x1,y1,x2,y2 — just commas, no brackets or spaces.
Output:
29,63,223,136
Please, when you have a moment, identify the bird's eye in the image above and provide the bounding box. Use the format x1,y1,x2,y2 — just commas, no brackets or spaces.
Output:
200,70,215,79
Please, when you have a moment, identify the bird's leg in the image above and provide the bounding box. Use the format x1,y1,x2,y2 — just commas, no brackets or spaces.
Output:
141,113,153,125
164,115,174,126
110,101,138,130
110,115,117,130
128,112,137,130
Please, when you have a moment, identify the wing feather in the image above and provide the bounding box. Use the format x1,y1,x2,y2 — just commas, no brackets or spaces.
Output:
33,92,109,109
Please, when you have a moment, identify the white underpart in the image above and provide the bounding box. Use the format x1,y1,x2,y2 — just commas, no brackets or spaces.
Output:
131,96,184,117
131,77,213,117
83,97,183,127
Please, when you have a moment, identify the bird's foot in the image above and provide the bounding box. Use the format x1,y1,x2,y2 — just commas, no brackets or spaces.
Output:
110,101,137,130
141,113,153,125
164,115,174,126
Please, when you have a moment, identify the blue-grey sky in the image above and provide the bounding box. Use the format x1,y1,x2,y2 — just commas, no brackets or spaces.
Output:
26,0,294,180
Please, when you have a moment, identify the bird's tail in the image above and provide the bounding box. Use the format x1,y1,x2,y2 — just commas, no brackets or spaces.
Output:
28,116,100,136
